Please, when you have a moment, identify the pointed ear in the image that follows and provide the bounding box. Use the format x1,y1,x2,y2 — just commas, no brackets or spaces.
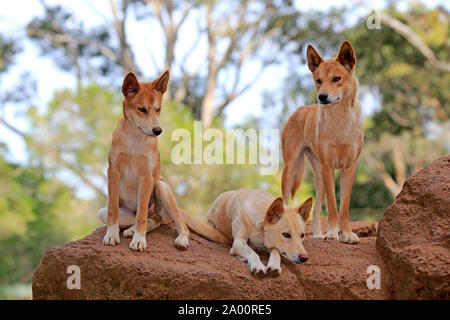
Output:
265,197,285,224
153,70,170,93
307,44,323,72
122,72,140,99
337,40,356,71
297,197,313,222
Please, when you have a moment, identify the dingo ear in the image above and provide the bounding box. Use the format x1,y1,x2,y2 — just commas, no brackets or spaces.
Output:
307,44,323,72
122,72,140,99
337,40,356,71
297,197,313,222
265,197,285,224
153,70,170,93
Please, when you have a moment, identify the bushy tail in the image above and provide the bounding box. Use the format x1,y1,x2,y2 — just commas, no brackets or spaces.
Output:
179,208,232,245
291,155,306,200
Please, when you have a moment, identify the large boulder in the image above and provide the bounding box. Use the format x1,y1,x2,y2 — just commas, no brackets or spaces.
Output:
33,156,449,300
376,156,450,299
32,218,388,300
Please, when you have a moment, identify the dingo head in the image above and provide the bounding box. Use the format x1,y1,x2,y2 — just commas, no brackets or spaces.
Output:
307,40,357,106
262,197,313,264
121,71,170,137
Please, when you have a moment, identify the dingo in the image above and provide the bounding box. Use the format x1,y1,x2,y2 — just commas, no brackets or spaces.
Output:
99,71,230,252
206,188,312,277
281,40,363,244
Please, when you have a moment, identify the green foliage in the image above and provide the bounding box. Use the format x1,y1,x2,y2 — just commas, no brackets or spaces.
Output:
26,84,122,197
347,5,449,138
0,150,95,285
0,35,19,75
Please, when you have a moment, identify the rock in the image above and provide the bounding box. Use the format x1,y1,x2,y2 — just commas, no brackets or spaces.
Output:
33,219,390,300
34,156,449,300
305,217,378,238
376,156,450,299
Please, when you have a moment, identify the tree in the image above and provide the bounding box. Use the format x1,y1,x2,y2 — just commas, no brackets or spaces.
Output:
0,146,98,285
25,0,292,127
26,85,123,198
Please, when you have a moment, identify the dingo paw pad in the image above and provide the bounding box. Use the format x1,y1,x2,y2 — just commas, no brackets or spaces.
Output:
123,226,135,238
341,231,359,244
103,226,120,246
324,227,340,241
174,235,189,250
267,266,281,277
129,233,147,252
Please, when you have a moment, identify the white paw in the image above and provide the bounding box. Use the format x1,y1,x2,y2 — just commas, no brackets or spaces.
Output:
341,231,359,244
129,231,147,252
123,225,135,238
103,224,120,246
249,260,267,278
266,264,282,277
174,234,189,250
313,232,324,239
324,226,340,241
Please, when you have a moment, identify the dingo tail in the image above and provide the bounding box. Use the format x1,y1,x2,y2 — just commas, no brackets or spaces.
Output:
179,208,232,245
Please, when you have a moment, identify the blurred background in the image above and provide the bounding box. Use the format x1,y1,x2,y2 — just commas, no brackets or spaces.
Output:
0,0,448,298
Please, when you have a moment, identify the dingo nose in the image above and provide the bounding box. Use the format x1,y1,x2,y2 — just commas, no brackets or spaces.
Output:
152,127,162,136
299,254,308,263
318,93,328,103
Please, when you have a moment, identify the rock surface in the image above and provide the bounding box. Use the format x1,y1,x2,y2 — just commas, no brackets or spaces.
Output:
32,156,449,300
376,156,450,299
33,218,388,300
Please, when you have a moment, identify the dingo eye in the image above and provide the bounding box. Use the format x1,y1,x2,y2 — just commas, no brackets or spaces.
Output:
333,76,341,82
138,107,147,113
301,233,305,239
282,232,291,239
316,79,322,84
156,106,161,112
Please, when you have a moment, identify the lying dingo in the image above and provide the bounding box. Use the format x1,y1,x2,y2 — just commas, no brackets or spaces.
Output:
206,188,313,277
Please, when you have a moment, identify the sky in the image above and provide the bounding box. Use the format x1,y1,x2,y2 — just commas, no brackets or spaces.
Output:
0,0,448,171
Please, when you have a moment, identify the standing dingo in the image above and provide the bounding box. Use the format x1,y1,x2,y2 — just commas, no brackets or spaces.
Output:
281,40,363,244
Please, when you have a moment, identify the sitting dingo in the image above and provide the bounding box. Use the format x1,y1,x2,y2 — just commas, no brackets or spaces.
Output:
99,71,230,252
206,188,313,277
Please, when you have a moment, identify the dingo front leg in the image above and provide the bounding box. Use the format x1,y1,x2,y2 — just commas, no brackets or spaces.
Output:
322,164,340,241
230,238,267,277
266,248,282,277
103,167,121,246
339,164,359,244
129,173,153,252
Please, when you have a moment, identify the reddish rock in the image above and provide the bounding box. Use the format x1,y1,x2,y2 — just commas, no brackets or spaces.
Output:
376,156,450,299
33,220,389,300
33,157,449,300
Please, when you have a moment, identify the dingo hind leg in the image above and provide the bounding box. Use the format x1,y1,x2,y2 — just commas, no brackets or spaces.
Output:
281,144,305,205
306,150,324,238
155,179,190,250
